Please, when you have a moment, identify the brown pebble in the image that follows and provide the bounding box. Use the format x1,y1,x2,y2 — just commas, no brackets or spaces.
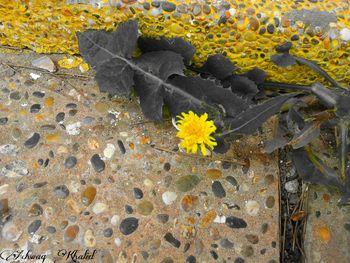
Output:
64,225,79,242
205,169,222,179
181,195,198,212
81,186,97,206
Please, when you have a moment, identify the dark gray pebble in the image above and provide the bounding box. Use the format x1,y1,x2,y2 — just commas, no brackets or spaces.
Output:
226,176,239,188
55,112,65,123
66,103,77,109
220,238,234,249
91,154,105,172
133,188,143,199
161,1,176,12
24,133,40,148
40,124,56,131
225,216,247,228
16,182,26,192
157,214,169,224
54,185,70,199
103,228,113,237
69,110,77,117
33,182,48,188
234,257,245,263
163,162,171,171
28,220,41,234
30,104,41,113
0,117,8,125
47,226,56,233
119,217,139,235
10,91,21,100
65,156,77,169
32,91,45,98
151,1,160,7
117,140,126,154
141,251,149,260
210,250,218,260
186,255,196,263
125,205,133,214
212,181,226,198
164,232,181,248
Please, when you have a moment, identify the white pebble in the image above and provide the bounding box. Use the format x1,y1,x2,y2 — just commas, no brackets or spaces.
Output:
30,73,41,80
103,143,116,159
66,122,81,135
114,237,121,247
245,200,260,216
92,202,108,214
111,214,120,226
162,191,177,205
340,28,350,41
214,215,226,223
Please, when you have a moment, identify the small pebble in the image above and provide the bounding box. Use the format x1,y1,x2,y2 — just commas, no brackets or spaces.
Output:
84,229,96,247
285,180,299,193
90,154,105,172
162,191,177,205
164,232,181,248
133,188,143,199
46,226,56,234
157,214,169,224
103,228,113,237
64,156,77,169
0,117,8,125
64,225,79,242
28,220,41,235
92,202,108,214
161,1,176,12
32,91,45,98
176,175,200,192
54,185,70,199
56,112,65,123
212,181,226,198
103,143,116,159
30,104,41,113
117,140,126,154
245,200,260,216
24,133,40,148
137,200,153,215
225,216,247,229
119,217,139,235
220,238,234,249
186,255,196,263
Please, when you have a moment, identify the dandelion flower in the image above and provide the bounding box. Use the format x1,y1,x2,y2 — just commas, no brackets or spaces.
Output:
176,111,217,156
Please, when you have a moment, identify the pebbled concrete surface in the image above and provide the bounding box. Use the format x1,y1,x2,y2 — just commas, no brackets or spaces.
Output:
0,51,280,263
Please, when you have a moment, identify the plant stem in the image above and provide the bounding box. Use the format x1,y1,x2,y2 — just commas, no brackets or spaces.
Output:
338,120,349,182
260,81,311,91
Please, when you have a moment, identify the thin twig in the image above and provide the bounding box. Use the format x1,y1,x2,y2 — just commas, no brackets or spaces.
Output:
0,45,26,51
1,62,93,79
151,145,247,166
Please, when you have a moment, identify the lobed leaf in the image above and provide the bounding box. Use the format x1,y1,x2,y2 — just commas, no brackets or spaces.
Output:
133,51,185,121
222,93,298,136
138,36,195,65
201,54,236,80
165,75,248,118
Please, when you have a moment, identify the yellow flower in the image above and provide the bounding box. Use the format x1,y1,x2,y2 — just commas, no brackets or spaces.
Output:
176,111,217,156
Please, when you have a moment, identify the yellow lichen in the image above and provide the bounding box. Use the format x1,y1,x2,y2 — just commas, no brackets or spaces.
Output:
0,0,349,86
